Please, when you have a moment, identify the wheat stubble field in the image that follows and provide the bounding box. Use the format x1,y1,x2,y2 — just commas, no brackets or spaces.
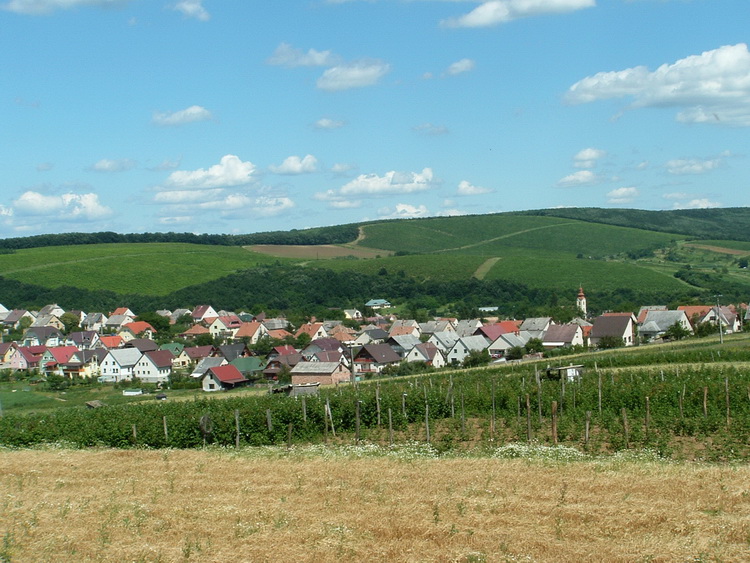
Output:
1,447,749,562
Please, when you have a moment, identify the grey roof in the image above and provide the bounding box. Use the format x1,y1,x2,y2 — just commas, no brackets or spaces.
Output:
191,357,227,376
641,310,690,332
543,324,580,344
428,331,460,351
452,335,490,352
106,348,143,368
389,334,422,349
520,317,552,332
291,361,344,375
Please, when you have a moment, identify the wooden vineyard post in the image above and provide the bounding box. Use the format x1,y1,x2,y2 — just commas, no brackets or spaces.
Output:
621,408,629,448
551,401,558,445
326,398,336,437
376,384,381,427
679,386,684,419
536,369,542,424
266,409,273,433
323,403,329,443
585,411,591,446
163,416,169,443
461,392,466,433
491,381,496,440
525,394,532,442
355,401,361,442
287,423,293,450
402,393,408,420
703,387,708,418
235,409,240,449
132,424,137,444
301,397,307,423
388,408,394,446
645,397,650,440
425,403,430,443
725,377,730,428
598,371,602,416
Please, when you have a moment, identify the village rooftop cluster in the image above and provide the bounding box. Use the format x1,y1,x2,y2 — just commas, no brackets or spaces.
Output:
0,289,745,393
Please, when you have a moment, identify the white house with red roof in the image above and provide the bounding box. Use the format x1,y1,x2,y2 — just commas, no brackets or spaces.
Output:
201,364,248,392
192,305,218,323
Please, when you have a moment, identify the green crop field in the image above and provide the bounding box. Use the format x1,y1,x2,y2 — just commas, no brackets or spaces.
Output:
318,253,490,281
0,243,291,295
359,215,679,257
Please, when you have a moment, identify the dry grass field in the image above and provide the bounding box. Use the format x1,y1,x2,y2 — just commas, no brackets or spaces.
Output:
1,446,749,562
247,244,389,260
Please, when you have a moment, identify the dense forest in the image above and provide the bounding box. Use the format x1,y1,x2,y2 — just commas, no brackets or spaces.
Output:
0,224,360,251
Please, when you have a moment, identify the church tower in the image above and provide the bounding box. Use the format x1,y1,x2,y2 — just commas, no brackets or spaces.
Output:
576,286,587,317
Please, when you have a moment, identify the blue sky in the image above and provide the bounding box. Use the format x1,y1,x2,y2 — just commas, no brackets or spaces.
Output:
2,0,748,237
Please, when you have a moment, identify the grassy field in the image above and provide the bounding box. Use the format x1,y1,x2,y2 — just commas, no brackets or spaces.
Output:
0,243,288,295
0,446,748,562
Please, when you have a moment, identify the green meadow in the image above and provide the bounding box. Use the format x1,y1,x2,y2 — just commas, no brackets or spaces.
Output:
0,243,289,296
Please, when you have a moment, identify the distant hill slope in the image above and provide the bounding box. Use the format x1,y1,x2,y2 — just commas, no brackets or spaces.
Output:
521,207,750,242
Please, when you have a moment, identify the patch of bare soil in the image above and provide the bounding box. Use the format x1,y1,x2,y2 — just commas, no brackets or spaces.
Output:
246,244,390,259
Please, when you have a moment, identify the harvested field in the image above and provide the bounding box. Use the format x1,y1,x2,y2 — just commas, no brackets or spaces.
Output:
1,446,749,562
247,244,390,260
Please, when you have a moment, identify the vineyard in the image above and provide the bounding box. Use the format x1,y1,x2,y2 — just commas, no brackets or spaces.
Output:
3,341,750,460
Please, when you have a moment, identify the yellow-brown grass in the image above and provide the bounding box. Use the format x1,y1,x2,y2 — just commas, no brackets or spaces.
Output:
247,244,389,260
1,448,749,562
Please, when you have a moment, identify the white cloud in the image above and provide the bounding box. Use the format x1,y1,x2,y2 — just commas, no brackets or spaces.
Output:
574,147,606,168
456,180,493,196
378,203,430,219
413,123,449,136
172,0,208,21
90,158,136,172
666,158,721,175
2,0,128,15
329,200,361,209
556,169,601,187
607,186,639,204
566,43,750,126
662,192,691,200
317,60,390,91
36,162,54,171
152,105,212,126
443,0,595,28
267,43,338,67
445,58,475,76
159,215,193,225
672,198,722,210
331,163,356,175
339,168,436,196
162,155,256,190
153,188,225,204
314,117,346,130
13,191,113,220
269,154,318,175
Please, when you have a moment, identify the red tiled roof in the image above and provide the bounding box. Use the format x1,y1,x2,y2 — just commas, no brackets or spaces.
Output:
207,365,247,384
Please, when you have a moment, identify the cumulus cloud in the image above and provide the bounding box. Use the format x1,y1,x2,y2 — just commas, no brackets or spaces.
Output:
566,43,750,126
316,60,390,91
90,158,136,172
378,203,430,219
13,191,113,220
269,154,318,175
445,58,476,76
153,188,225,204
574,147,606,168
330,163,357,175
413,123,449,136
672,198,722,210
36,162,54,171
443,0,595,28
556,169,601,187
152,105,212,126
162,155,256,190
267,43,339,67
666,158,721,175
173,0,209,21
607,187,639,204
314,117,346,130
456,180,493,196
2,0,128,15
315,168,436,207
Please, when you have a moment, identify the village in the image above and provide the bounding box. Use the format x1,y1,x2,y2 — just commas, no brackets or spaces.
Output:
0,288,744,394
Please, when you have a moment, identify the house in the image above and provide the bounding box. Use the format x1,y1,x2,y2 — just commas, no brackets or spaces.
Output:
202,364,248,392
233,321,269,344
104,314,134,332
679,305,742,334
124,339,159,353
639,310,693,341
30,314,65,331
0,342,18,367
184,345,217,364
230,356,267,380
418,320,453,336
263,353,304,380
454,319,483,337
295,322,328,341
446,335,490,365
111,307,136,318
404,342,446,368
160,343,191,369
301,338,345,360
192,305,218,323
134,350,174,384
9,346,46,371
65,331,101,350
82,312,108,332
2,309,36,331
519,317,554,340
343,309,363,321
98,348,143,383
190,356,227,379
40,346,79,376
353,328,389,346
542,324,585,349
63,349,108,379
22,326,63,347
388,324,421,339
181,324,211,341
427,331,460,353
352,344,401,376
208,315,243,340
365,299,391,310
217,343,252,362
488,330,533,358
290,362,351,386
387,334,422,358
589,315,636,347
99,335,124,349
120,321,156,341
